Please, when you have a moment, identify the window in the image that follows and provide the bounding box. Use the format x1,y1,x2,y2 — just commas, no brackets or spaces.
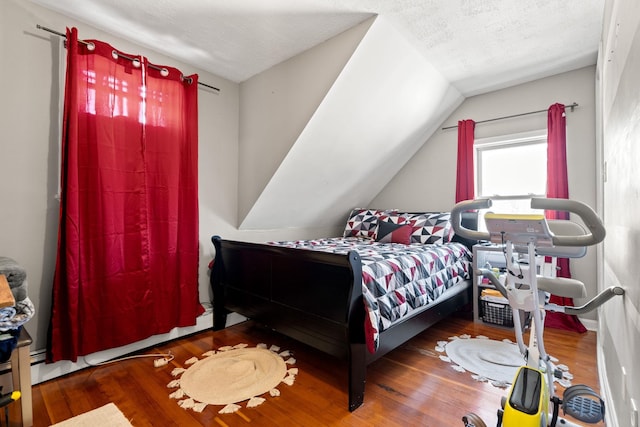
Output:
475,130,547,223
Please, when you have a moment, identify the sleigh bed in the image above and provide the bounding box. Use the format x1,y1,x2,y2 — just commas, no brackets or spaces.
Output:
210,209,477,411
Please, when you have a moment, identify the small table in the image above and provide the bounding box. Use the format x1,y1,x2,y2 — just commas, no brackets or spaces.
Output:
10,328,32,427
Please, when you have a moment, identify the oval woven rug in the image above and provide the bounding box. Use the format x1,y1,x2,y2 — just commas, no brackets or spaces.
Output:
444,337,523,384
437,335,572,389
167,343,297,414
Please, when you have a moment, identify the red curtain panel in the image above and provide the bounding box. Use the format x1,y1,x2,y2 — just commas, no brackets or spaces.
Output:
47,28,203,362
455,119,476,203
544,103,586,333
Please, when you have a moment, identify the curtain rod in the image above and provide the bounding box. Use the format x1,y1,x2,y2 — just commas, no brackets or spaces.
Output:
36,25,221,93
441,102,578,130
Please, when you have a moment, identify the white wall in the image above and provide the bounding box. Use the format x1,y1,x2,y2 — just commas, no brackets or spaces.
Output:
238,18,373,224
239,16,464,232
598,1,640,425
373,67,599,320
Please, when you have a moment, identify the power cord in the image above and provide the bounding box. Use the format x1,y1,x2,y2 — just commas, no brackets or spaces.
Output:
153,353,174,367
85,351,174,367
500,232,524,280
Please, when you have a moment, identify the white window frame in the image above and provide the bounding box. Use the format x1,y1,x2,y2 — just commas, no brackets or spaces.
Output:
474,130,548,228
475,129,548,201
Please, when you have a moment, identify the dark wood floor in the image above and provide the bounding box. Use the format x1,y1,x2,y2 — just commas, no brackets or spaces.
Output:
31,313,603,426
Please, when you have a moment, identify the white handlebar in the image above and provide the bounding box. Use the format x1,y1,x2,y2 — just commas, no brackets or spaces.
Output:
530,197,605,246
450,198,492,241
451,197,606,247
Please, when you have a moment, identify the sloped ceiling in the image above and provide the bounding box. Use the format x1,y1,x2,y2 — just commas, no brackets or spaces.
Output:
26,0,604,95
26,0,605,231
240,16,463,230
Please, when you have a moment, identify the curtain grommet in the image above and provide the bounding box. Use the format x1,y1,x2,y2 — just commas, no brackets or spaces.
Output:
111,50,119,60
132,58,141,68
160,68,169,77
87,42,95,51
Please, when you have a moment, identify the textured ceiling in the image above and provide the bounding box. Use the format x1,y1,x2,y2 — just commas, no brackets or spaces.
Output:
28,0,604,96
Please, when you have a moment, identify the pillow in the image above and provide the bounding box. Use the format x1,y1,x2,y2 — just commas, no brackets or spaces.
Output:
375,221,413,244
408,212,454,244
384,212,453,244
343,208,396,239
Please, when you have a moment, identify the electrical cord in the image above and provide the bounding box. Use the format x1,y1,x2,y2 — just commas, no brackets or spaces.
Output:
84,351,174,367
500,232,524,280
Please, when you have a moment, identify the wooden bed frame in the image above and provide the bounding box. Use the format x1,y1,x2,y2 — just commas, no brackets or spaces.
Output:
210,214,477,411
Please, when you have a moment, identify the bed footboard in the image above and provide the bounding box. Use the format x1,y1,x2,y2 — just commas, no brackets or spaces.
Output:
210,235,471,412
211,236,365,356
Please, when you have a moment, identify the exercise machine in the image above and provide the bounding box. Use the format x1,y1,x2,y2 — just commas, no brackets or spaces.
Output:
450,197,624,427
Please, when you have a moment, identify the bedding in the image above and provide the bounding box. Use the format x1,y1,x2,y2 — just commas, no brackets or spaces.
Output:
268,237,472,353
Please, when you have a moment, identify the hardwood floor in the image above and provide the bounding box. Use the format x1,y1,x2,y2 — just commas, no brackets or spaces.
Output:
32,313,603,426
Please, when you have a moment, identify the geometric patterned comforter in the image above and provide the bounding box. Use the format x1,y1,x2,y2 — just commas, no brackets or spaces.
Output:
268,237,472,353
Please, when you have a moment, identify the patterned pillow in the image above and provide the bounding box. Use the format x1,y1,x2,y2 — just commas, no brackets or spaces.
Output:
384,212,454,244
343,208,396,239
409,212,454,244
343,209,453,244
375,221,413,244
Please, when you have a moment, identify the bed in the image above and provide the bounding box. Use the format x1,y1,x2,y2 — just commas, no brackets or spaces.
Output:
210,209,477,411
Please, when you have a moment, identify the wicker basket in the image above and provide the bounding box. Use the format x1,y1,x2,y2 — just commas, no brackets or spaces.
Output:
481,298,514,327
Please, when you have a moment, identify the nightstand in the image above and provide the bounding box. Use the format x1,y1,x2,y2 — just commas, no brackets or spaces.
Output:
472,244,506,324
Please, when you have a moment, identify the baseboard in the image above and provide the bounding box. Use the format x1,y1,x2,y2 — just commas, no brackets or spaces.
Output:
598,341,619,427
579,316,598,331
16,310,247,385
579,317,615,424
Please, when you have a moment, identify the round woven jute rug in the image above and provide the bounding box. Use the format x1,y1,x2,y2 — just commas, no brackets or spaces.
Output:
167,343,297,414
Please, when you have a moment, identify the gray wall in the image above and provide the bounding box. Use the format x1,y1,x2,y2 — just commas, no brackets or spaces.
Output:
373,66,599,320
598,1,640,426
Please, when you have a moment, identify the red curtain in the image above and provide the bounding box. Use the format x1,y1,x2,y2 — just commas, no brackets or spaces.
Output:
47,28,203,362
455,120,476,203
544,103,586,333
